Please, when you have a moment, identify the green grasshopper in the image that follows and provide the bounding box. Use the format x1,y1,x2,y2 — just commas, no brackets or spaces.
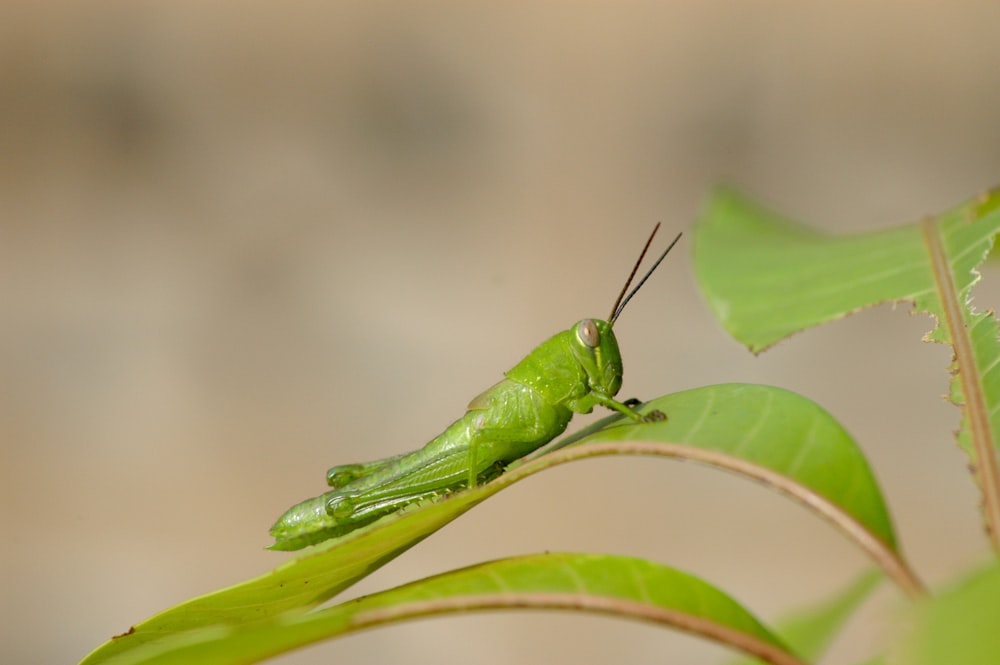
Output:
269,226,681,550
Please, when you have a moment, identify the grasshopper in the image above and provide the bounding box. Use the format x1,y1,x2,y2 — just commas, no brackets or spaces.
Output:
269,226,681,550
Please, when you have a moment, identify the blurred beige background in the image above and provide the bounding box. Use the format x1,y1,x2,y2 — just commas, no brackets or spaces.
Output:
3,2,1000,664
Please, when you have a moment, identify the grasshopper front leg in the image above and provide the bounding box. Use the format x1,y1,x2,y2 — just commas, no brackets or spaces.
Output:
593,392,667,423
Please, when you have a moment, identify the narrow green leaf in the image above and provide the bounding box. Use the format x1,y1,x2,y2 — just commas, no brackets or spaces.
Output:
694,186,1000,550
88,554,807,665
774,570,881,661
726,569,882,665
899,561,1000,665
82,384,911,665
79,482,492,665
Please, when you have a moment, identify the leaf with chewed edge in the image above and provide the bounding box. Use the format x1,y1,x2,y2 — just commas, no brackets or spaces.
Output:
694,186,1000,550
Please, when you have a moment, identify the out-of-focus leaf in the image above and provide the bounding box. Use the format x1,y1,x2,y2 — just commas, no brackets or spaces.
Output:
898,561,1000,665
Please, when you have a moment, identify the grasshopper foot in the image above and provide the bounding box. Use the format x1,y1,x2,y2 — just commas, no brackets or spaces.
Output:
621,397,666,423
643,409,667,423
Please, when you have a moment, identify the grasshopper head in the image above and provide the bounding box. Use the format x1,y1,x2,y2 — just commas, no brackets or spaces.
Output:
570,318,623,399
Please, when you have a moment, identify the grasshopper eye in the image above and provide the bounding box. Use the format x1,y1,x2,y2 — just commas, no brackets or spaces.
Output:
577,319,600,348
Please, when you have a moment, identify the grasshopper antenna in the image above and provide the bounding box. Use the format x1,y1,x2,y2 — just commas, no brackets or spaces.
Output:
609,227,682,326
608,223,661,324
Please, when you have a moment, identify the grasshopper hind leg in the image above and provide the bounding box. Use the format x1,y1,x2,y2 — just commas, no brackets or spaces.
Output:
324,473,490,528
325,457,507,527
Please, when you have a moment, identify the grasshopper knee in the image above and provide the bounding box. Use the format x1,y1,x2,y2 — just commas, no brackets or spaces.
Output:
326,494,356,519
326,464,366,488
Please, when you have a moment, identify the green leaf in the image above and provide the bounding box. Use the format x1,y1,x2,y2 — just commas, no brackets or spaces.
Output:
899,561,1000,665
774,570,882,661
82,384,911,665
693,187,1000,352
550,385,916,595
694,186,1000,550
87,554,808,665
726,569,882,665
79,476,495,664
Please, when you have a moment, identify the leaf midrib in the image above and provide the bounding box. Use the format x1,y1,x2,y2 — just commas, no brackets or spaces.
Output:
921,218,1000,552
